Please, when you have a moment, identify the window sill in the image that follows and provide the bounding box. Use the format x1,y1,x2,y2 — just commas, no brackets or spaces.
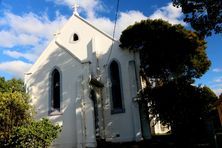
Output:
111,108,125,114
48,109,63,116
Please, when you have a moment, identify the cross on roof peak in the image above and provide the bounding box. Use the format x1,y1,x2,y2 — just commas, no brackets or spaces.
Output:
73,0,79,15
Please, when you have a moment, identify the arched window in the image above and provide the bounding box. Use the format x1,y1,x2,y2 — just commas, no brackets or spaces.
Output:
73,33,79,41
109,60,124,113
51,69,60,110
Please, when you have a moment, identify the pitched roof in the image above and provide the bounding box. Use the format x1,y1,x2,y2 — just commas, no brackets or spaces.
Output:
73,14,117,42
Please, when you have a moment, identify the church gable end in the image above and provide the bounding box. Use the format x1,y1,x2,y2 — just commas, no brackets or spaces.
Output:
24,5,148,147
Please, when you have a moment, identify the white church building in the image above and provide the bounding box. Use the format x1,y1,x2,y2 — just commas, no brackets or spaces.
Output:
25,6,151,148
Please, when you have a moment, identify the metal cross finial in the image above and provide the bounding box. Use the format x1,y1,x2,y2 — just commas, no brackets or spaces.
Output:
73,0,79,15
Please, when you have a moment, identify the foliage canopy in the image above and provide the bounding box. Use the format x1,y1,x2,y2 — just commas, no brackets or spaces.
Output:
120,19,216,145
120,19,211,84
0,77,60,147
0,77,25,93
0,92,31,142
9,119,61,148
172,0,222,36
147,81,217,144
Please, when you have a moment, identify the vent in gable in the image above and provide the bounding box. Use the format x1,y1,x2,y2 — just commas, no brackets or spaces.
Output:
73,33,79,41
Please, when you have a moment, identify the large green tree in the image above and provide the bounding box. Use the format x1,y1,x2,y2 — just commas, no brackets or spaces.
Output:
120,19,210,84
172,0,222,37
120,19,215,145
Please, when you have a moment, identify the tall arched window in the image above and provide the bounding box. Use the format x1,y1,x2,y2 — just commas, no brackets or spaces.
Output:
109,60,124,113
51,69,60,110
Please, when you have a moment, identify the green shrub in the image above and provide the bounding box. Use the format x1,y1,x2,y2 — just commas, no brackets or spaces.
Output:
0,77,61,147
0,92,32,145
8,118,61,148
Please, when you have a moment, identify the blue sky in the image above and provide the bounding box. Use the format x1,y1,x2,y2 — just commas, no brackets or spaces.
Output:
0,0,221,95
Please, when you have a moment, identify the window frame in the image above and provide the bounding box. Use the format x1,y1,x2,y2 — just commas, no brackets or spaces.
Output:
49,67,62,115
108,59,125,114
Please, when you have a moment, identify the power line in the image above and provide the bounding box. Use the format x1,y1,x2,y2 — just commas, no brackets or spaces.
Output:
112,0,120,40
105,0,120,66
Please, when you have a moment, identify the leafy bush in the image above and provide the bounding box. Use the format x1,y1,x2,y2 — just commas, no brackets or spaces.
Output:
8,119,61,148
0,92,31,146
0,77,61,147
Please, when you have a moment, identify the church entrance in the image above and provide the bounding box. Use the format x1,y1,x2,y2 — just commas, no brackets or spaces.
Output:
90,81,105,140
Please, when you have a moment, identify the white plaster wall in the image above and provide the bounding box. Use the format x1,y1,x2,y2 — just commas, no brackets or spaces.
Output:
25,42,84,147
99,42,143,142
56,14,144,142
53,14,144,142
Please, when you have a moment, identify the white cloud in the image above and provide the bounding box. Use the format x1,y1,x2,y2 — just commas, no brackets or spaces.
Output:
115,11,147,39
0,30,39,48
4,12,67,39
1,11,67,44
0,11,68,60
149,3,185,25
0,11,68,78
3,50,36,62
212,88,222,96
86,3,183,39
0,61,32,78
0,19,6,25
213,68,222,72
47,1,184,40
2,41,49,63
88,3,184,39
79,0,104,18
0,2,185,78
213,77,222,83
49,0,147,39
87,17,114,35
48,0,103,19
88,10,147,39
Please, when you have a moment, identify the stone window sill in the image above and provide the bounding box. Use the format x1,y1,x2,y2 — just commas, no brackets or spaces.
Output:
49,109,63,116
